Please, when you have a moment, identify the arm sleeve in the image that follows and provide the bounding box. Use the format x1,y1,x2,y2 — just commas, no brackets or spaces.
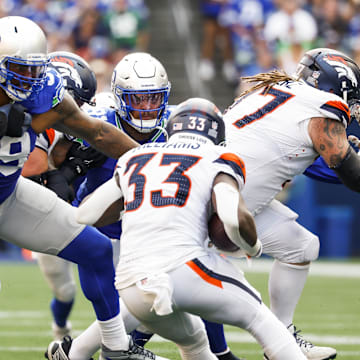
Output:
76,176,123,225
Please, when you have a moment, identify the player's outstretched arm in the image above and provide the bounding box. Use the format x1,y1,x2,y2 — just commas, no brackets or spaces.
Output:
76,174,124,227
32,92,139,159
211,173,262,257
309,117,360,192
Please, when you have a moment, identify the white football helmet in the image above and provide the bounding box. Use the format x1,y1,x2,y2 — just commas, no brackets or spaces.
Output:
111,52,171,133
94,91,117,109
0,16,49,101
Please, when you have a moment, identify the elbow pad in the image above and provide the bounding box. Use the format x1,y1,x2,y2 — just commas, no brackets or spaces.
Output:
331,146,360,192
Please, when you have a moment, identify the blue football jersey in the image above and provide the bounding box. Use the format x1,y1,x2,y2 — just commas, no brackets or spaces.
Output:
304,157,341,184
0,68,65,203
73,106,173,239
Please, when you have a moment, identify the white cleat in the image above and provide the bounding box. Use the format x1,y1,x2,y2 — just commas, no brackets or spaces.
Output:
288,324,337,360
264,324,336,360
100,337,170,360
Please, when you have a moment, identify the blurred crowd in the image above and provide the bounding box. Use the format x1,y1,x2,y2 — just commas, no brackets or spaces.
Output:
1,0,150,93
199,0,360,93
2,0,360,95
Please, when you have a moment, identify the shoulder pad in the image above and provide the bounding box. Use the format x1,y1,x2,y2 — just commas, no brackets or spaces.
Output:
20,68,65,114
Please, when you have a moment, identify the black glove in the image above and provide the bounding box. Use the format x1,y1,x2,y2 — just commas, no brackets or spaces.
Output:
0,103,32,137
27,170,75,202
42,169,75,202
60,142,108,184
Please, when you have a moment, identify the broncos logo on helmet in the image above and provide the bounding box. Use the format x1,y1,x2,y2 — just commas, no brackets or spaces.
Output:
48,51,97,106
323,54,358,88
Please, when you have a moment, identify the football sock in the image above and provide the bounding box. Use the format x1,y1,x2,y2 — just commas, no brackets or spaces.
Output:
203,320,228,353
130,329,154,347
268,260,310,326
51,297,74,328
98,314,129,350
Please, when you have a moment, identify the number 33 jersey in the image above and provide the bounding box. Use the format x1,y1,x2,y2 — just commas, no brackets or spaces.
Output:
114,141,246,289
224,80,350,216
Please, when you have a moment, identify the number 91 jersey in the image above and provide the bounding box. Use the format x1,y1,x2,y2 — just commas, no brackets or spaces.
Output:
114,141,246,289
224,80,350,216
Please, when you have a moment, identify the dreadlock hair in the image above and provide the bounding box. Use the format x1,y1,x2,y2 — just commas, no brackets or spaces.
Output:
237,69,296,99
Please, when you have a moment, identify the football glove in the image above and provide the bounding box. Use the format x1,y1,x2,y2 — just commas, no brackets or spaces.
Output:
28,169,74,202
60,142,108,184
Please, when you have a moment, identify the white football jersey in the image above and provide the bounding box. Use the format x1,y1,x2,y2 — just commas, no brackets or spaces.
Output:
224,80,350,215
114,141,246,289
35,128,62,155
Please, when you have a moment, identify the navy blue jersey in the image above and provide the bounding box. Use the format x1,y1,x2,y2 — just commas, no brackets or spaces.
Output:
72,106,173,239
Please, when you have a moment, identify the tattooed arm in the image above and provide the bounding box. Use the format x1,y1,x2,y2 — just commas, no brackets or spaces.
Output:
309,117,360,191
31,92,138,159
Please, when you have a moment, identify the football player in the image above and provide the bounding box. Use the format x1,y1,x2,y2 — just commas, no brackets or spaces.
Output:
223,47,360,360
53,52,243,360
22,50,109,342
76,97,307,360
0,16,166,360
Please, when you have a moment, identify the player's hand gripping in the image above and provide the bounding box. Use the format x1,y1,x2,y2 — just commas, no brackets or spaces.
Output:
60,142,108,183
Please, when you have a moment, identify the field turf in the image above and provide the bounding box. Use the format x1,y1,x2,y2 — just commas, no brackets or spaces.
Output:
0,259,359,359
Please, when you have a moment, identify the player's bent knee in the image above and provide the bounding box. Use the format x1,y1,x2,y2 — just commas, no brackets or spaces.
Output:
303,234,319,262
54,281,76,303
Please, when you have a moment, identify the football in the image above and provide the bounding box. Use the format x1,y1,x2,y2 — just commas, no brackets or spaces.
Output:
208,213,240,252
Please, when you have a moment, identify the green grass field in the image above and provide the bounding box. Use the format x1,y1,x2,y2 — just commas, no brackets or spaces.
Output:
0,259,359,359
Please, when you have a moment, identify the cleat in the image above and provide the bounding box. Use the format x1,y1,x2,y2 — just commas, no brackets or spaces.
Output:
45,335,93,360
52,321,72,341
45,335,72,360
216,350,246,360
100,337,169,360
263,325,337,360
288,324,337,360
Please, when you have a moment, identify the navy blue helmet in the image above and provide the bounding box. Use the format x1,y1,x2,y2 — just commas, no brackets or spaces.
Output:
296,48,360,108
49,51,97,106
166,97,225,145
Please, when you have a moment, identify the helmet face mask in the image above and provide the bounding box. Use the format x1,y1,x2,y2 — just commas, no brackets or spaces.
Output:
111,52,171,133
0,16,49,101
296,48,360,122
48,51,97,106
166,97,225,145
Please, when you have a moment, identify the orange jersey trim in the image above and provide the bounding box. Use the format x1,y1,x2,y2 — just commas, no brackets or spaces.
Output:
45,128,56,146
324,100,350,119
218,152,246,180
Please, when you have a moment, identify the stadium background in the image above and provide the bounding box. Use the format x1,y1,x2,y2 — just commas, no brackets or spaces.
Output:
0,0,360,259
